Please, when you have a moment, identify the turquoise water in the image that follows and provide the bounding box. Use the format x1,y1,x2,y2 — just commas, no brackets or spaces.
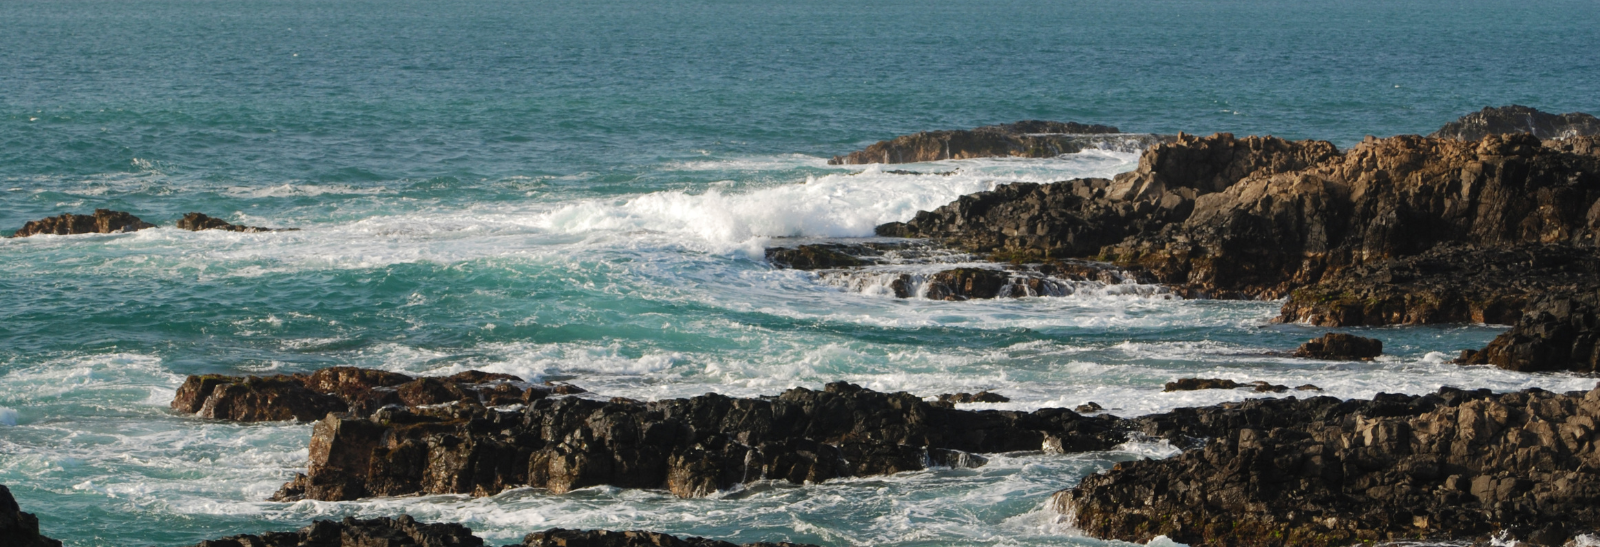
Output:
3,1,1598,545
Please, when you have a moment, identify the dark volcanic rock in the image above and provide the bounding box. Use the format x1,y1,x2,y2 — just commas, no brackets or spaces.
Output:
520,528,818,547
0,485,62,547
1163,378,1242,391
176,212,295,233
172,367,555,423
829,121,1132,165
1459,288,1600,373
271,381,1123,501
935,390,1010,406
184,515,482,547
1057,386,1600,546
10,209,155,238
1293,333,1383,360
1431,105,1600,141
765,244,868,270
924,268,1009,300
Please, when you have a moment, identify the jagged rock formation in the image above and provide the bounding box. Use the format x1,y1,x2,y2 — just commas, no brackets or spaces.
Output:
1459,289,1600,373
768,241,1158,300
10,209,155,238
171,367,569,422
270,381,1123,502
519,529,817,547
184,516,482,547
1056,386,1600,547
934,390,1009,406
176,212,295,233
1162,378,1291,393
1293,333,1383,360
880,132,1600,311
828,121,1144,165
1431,105,1600,141
0,485,62,547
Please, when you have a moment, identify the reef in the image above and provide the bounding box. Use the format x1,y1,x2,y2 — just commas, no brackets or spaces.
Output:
9,209,155,237
267,381,1124,502
1056,386,1600,547
0,485,63,547
176,212,297,233
766,241,1156,300
519,528,816,547
1431,105,1600,141
827,120,1151,165
182,518,818,547
1292,333,1383,360
171,367,578,422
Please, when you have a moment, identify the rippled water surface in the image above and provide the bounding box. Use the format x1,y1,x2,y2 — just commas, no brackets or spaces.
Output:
3,1,1598,545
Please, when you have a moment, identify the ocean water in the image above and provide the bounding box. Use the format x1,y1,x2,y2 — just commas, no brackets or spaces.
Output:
3,1,1599,545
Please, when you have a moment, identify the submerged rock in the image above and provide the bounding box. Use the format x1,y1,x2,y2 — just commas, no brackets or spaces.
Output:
0,485,62,547
765,244,869,270
183,515,482,547
1459,288,1600,373
1056,386,1600,546
176,212,296,233
1430,105,1600,141
1293,333,1383,360
270,381,1123,502
828,120,1142,165
171,367,558,422
520,529,818,547
1163,378,1242,391
10,209,155,238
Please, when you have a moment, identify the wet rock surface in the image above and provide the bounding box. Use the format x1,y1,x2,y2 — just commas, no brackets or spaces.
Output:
10,209,155,238
769,240,1158,300
1163,378,1290,393
1293,333,1383,360
1460,288,1600,373
0,485,63,547
1056,386,1600,547
176,212,295,233
934,390,1010,406
171,367,559,422
519,528,818,547
183,515,483,547
270,381,1124,501
1431,105,1600,141
827,120,1145,165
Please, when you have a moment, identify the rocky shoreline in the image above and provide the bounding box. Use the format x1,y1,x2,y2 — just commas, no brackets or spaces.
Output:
7,210,294,237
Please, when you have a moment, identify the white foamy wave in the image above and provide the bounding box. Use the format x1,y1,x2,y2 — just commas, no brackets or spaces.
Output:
0,407,16,426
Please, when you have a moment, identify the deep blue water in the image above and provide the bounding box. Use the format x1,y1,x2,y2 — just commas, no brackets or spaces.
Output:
2,1,1598,545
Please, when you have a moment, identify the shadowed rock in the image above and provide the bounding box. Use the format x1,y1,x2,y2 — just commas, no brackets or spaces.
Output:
171,367,559,423
924,268,1009,300
269,381,1124,502
1430,105,1600,141
1163,378,1242,391
765,244,868,270
519,529,818,547
935,390,1009,406
0,485,62,547
1459,288,1600,373
176,212,297,233
183,515,482,547
1055,386,1600,546
10,209,155,238
828,121,1140,165
1293,333,1383,360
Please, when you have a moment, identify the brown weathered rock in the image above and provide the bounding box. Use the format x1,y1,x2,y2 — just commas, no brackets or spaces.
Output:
1075,402,1104,413
924,268,1009,300
10,209,155,238
829,121,1136,165
1054,386,1600,546
1430,105,1600,141
0,485,62,547
1459,288,1600,373
171,367,559,423
1293,333,1383,360
183,515,482,547
271,381,1123,502
519,528,818,547
175,212,295,233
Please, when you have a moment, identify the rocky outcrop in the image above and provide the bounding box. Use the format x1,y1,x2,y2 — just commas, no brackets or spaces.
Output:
1431,105,1600,141
270,381,1123,502
171,367,561,422
176,212,295,233
764,244,867,270
184,515,482,547
1277,244,1600,326
934,390,1009,405
519,529,817,547
1162,378,1290,393
769,240,1158,300
828,121,1138,165
1056,386,1600,546
923,268,1009,300
10,209,155,238
1459,289,1600,373
1293,333,1383,360
0,485,62,547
